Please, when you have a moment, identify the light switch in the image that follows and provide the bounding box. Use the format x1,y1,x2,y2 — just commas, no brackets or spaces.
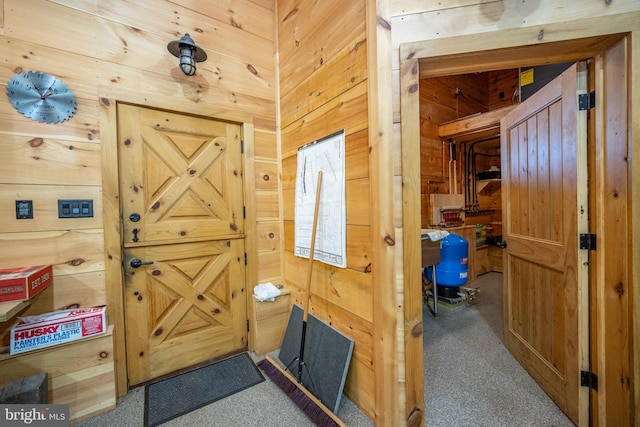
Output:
58,199,93,218
16,200,34,219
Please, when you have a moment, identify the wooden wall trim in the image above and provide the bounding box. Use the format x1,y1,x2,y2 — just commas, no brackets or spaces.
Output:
593,37,632,426
394,2,640,52
274,2,286,289
0,0,4,36
99,96,127,396
97,86,254,126
575,60,591,427
389,0,479,16
366,0,400,425
399,53,424,426
631,30,640,427
403,13,640,79
242,122,258,331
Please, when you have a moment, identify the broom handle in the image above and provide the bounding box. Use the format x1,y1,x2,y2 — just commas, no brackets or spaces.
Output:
303,171,322,323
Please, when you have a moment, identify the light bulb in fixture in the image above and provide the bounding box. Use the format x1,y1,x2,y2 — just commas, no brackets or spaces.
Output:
167,33,207,76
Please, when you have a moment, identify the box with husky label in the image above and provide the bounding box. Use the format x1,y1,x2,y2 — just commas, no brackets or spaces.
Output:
10,306,107,355
0,264,53,303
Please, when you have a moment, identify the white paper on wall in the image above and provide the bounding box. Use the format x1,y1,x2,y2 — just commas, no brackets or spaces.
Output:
294,129,347,268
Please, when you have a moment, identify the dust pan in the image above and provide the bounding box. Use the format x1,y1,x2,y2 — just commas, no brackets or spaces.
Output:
257,171,348,427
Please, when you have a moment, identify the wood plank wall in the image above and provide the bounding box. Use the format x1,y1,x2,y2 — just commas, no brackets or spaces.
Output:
276,0,380,421
420,73,488,226
0,0,278,405
391,1,640,426
420,71,515,226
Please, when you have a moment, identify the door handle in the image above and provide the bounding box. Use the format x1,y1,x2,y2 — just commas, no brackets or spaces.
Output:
130,258,154,268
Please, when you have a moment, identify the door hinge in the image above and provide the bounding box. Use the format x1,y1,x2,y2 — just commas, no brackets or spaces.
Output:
243,206,246,219
579,233,597,250
579,91,595,111
246,319,250,332
244,253,248,265
240,139,244,154
580,370,598,391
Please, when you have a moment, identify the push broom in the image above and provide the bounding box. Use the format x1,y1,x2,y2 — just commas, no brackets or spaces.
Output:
257,171,345,427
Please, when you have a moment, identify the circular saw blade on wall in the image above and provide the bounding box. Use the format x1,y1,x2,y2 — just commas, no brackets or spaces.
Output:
6,71,77,124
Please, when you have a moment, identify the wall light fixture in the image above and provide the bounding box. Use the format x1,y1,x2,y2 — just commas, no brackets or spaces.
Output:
167,33,207,76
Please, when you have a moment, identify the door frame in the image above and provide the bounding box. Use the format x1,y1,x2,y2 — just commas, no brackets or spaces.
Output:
99,93,256,397
399,15,640,426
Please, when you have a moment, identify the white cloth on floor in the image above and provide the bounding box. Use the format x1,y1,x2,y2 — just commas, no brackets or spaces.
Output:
253,282,282,302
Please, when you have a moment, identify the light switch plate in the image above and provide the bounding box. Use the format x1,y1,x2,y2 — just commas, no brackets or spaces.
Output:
16,200,34,219
58,199,93,218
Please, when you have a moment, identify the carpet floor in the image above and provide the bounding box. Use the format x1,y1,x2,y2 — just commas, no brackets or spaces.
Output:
76,272,573,426
423,272,575,426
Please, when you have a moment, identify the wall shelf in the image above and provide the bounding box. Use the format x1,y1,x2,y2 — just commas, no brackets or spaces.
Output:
438,105,516,141
476,179,501,195
0,325,116,422
0,293,43,323
0,300,31,322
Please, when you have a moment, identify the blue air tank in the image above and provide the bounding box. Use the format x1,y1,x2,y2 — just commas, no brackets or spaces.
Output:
425,233,469,286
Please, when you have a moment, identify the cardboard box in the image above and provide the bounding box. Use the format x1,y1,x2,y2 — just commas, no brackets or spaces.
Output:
421,236,441,267
0,265,53,303
10,306,107,355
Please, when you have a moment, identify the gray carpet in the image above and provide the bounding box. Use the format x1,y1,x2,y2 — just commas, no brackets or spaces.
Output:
77,351,371,427
76,272,572,426
423,272,575,426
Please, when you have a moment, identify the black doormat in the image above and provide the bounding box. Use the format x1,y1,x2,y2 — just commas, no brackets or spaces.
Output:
144,353,264,427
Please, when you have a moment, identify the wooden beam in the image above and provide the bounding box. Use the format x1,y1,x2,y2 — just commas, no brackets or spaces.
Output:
438,105,516,140
398,29,425,427
99,97,128,397
366,0,400,425
631,29,640,427
399,12,640,79
417,34,623,79
393,3,640,50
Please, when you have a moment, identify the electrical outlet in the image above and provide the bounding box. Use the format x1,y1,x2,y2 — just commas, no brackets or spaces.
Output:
58,199,93,218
